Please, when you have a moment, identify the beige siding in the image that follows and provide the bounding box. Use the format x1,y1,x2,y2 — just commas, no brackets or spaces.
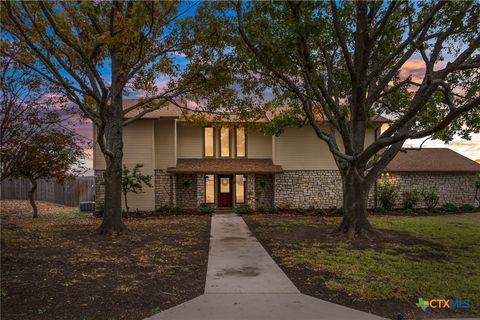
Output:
274,126,377,170
247,130,272,159
154,119,176,168
177,125,203,158
93,120,155,211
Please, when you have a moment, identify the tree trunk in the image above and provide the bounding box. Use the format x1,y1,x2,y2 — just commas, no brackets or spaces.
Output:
124,192,129,213
336,166,377,239
28,177,38,218
96,50,128,235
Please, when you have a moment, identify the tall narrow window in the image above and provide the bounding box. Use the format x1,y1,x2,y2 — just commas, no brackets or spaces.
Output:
235,174,245,203
236,127,246,157
204,127,214,157
205,174,215,203
220,127,230,157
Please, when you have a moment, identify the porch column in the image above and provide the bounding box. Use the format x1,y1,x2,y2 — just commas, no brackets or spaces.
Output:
197,173,205,207
171,174,177,207
246,173,256,209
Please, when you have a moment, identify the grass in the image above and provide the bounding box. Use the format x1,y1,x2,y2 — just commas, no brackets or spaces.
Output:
1,200,210,320
245,213,480,318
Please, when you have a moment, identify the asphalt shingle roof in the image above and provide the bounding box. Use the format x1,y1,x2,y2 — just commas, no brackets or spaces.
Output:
385,148,480,172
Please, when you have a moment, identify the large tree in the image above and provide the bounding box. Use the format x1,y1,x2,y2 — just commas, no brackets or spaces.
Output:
196,1,480,238
1,1,217,234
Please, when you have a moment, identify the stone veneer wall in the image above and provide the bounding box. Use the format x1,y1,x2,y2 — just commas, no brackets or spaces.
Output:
378,172,479,207
274,170,375,209
255,174,274,209
154,169,174,209
94,170,105,212
175,174,197,208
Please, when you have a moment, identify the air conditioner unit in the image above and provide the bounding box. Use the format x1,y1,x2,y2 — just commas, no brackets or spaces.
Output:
80,201,95,212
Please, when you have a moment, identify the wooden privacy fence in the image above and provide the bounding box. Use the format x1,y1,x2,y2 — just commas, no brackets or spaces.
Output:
0,176,95,207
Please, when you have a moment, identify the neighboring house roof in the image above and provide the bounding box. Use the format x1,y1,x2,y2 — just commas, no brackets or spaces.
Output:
122,99,389,124
167,159,284,174
385,148,480,172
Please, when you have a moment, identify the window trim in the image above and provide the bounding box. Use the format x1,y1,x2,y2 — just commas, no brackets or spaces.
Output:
235,126,247,158
203,126,215,158
219,126,231,158
235,174,246,204
205,174,216,204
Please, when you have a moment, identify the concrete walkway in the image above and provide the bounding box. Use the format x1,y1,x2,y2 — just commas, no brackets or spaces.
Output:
146,212,386,320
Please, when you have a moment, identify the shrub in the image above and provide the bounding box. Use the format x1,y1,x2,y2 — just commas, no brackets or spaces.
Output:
156,205,171,213
402,189,420,210
295,208,306,214
441,203,458,213
267,207,278,214
198,203,214,214
235,204,253,214
378,182,398,210
422,188,439,210
375,207,386,214
170,207,185,214
459,204,475,212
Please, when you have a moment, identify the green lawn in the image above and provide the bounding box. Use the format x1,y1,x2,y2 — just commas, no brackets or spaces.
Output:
244,213,480,318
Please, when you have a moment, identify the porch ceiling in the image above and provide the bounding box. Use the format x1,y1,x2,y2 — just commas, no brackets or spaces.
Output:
167,159,283,174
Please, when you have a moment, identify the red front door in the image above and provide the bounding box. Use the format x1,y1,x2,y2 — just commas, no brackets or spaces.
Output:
218,175,232,207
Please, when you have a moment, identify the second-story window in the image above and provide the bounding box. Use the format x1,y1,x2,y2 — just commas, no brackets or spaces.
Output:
204,127,214,157
236,127,246,157
220,127,230,157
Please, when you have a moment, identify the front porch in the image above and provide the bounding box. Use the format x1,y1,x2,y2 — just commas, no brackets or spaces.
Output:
155,158,283,210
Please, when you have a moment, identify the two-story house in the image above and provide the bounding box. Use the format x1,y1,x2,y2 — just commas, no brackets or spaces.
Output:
93,99,480,212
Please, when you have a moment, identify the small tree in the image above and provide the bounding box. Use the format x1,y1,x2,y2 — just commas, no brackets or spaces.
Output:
14,130,85,218
1,56,67,181
121,164,152,213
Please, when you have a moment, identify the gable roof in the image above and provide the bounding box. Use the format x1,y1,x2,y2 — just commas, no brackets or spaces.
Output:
385,148,480,172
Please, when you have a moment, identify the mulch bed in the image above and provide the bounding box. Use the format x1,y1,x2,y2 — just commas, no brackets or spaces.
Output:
243,213,475,320
1,201,211,320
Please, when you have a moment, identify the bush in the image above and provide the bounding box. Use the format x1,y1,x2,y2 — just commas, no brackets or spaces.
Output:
459,204,475,212
335,207,344,215
156,205,171,213
422,188,439,210
403,189,420,210
295,208,306,214
441,203,458,213
198,203,214,214
314,208,327,215
235,204,253,214
268,207,279,214
170,207,185,214
378,182,398,210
